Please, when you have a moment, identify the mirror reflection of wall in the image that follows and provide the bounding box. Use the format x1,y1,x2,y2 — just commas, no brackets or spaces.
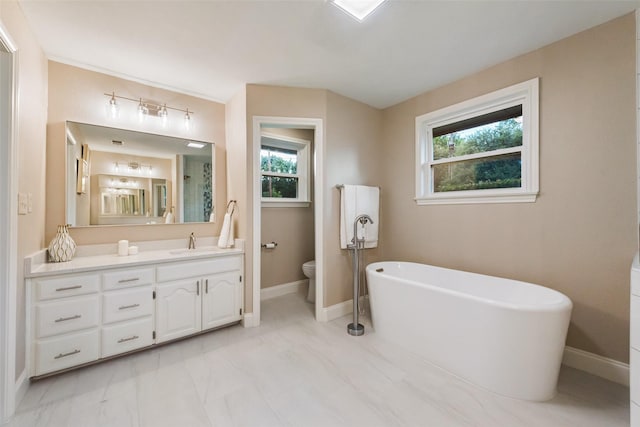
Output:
66,121,214,226
181,155,213,223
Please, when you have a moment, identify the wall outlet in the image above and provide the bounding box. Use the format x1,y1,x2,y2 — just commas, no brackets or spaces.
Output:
17,193,27,215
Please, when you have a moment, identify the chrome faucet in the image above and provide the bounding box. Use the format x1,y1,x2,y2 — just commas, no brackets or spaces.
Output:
188,232,196,250
350,214,374,249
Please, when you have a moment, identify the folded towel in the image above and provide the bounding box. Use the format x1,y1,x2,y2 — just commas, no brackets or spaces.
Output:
340,185,379,249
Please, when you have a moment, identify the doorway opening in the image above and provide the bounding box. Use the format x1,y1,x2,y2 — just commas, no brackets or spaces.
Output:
251,117,324,324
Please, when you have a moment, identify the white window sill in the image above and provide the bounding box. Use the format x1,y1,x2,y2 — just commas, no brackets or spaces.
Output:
262,200,312,208
415,190,538,205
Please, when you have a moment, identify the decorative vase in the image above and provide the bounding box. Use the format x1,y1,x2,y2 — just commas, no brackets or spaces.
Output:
48,224,76,262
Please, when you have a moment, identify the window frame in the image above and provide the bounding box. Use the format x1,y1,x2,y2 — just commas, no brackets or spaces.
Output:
260,132,311,208
415,78,539,205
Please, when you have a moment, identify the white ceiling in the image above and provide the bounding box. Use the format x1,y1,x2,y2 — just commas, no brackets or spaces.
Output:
18,0,639,109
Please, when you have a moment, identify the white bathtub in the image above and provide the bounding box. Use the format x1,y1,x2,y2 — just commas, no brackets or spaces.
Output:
366,261,572,401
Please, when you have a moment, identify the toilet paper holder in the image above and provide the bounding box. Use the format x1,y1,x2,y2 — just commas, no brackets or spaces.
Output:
261,242,278,249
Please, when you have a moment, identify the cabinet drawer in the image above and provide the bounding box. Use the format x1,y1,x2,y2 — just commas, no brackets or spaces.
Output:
36,296,100,338
102,317,154,358
102,267,154,291
103,286,153,324
35,329,99,376
35,274,100,301
156,256,241,282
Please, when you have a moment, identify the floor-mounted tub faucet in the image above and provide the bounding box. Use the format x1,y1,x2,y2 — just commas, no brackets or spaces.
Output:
348,214,374,337
350,214,374,250
188,232,196,250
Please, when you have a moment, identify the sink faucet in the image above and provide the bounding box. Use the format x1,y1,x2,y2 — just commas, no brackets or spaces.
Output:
188,232,196,250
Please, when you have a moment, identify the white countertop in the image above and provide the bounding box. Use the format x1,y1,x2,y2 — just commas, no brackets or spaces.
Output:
25,237,244,278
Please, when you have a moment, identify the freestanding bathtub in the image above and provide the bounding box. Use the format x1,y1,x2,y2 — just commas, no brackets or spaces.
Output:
366,261,572,401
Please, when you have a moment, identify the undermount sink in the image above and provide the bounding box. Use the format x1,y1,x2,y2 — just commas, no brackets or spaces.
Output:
169,246,220,255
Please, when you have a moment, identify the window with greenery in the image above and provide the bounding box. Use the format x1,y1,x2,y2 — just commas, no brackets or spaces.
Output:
261,133,310,206
416,78,539,205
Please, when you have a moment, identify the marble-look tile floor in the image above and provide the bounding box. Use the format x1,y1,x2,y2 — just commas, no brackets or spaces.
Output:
8,291,629,427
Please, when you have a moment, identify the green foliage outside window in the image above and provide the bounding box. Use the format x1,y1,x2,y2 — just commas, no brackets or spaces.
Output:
261,147,298,198
433,118,523,192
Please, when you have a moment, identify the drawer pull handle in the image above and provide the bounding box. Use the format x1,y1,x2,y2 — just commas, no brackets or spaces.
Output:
54,349,80,359
54,314,81,323
117,335,139,344
55,285,82,292
118,278,140,284
206,279,209,294
197,281,200,296
118,304,140,310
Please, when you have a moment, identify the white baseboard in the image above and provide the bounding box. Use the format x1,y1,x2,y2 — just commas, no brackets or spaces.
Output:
242,313,259,328
317,299,353,322
562,346,629,386
261,280,308,301
13,369,27,411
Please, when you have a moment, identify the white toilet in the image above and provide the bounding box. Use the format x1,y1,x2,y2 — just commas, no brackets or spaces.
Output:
302,260,316,303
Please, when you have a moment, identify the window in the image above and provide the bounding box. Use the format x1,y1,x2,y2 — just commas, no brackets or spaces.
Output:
261,133,310,207
415,78,539,205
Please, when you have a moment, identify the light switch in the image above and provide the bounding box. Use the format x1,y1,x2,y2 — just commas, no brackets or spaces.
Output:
27,193,33,213
17,193,27,215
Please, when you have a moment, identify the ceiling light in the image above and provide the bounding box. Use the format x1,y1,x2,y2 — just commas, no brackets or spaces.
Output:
332,0,386,21
187,141,205,149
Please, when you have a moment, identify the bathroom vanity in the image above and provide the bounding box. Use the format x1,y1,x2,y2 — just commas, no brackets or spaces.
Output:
24,239,243,378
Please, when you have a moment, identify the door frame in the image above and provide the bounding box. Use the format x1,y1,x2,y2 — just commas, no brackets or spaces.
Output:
252,117,324,323
0,21,18,424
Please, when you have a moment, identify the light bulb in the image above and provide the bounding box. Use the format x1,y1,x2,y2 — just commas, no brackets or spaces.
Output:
108,92,118,119
159,104,168,127
138,99,148,122
184,109,191,131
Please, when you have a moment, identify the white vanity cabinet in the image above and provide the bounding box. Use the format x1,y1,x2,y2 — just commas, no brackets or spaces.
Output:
27,248,244,378
32,273,101,376
631,255,640,425
155,255,243,343
101,266,155,358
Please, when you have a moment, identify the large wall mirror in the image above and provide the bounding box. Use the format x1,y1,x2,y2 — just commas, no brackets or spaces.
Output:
66,121,215,226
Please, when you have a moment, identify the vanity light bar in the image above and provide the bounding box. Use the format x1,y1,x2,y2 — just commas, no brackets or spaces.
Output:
104,92,194,127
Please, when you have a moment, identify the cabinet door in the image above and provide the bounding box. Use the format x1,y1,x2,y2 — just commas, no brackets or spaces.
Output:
156,279,202,343
202,271,242,331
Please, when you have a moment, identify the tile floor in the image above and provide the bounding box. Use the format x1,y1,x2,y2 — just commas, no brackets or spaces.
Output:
7,291,630,427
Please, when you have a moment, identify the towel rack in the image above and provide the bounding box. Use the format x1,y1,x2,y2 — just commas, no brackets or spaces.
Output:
336,184,381,189
226,200,237,215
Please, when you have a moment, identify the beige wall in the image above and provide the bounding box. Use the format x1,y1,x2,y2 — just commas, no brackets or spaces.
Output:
325,91,383,306
380,14,636,362
0,1,49,379
241,86,383,307
46,61,227,245
244,85,327,312
261,128,315,289
224,87,248,308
